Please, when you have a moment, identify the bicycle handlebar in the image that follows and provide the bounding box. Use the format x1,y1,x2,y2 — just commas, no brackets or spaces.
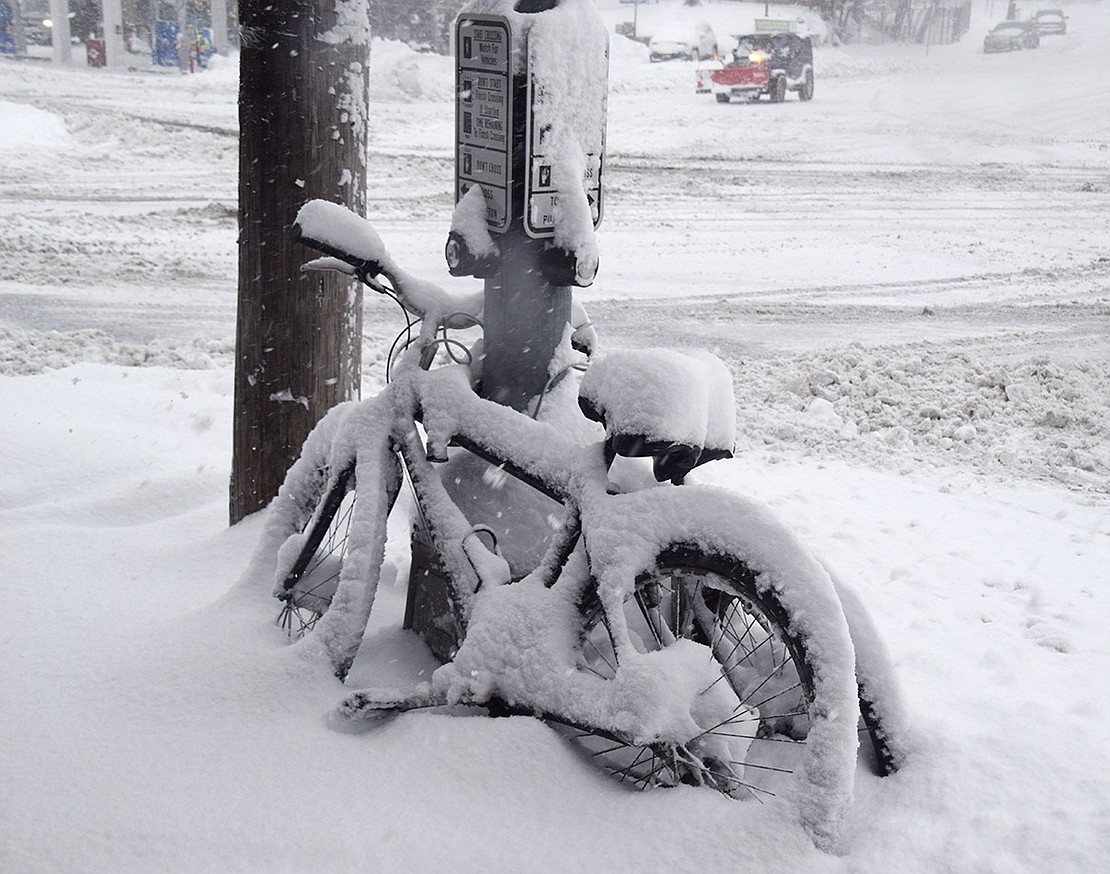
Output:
293,200,483,330
293,200,386,276
293,200,596,359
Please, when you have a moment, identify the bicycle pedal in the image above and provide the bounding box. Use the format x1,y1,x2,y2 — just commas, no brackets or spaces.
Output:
332,688,448,723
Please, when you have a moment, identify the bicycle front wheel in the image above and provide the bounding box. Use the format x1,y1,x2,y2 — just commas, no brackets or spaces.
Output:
275,461,357,638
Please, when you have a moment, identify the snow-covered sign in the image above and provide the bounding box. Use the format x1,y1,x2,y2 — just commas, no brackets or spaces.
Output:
755,17,799,33
454,1,607,255
523,31,607,239
456,15,513,232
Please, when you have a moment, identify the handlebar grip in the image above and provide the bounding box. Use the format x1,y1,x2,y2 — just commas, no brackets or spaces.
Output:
292,200,390,281
290,221,383,282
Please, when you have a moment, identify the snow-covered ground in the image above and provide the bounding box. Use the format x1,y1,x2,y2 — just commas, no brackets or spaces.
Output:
1,0,1109,869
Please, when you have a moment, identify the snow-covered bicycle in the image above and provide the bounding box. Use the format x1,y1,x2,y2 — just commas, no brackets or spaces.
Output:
244,200,907,849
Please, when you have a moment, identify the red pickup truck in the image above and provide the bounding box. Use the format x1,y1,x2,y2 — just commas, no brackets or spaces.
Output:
710,33,814,103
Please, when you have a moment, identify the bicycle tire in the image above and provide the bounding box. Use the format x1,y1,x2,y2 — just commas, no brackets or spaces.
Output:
258,395,403,679
275,461,357,638
829,571,906,777
566,545,822,805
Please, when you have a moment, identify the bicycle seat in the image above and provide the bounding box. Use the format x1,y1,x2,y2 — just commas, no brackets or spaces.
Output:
578,349,735,484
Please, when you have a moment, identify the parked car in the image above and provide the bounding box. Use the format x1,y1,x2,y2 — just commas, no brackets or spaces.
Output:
1030,8,1067,34
983,20,1040,52
710,33,814,103
648,18,718,62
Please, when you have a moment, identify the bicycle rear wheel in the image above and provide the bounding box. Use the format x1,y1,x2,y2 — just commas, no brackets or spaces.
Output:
570,546,816,803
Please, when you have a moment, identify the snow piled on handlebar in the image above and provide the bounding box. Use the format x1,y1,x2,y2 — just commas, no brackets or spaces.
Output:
296,199,388,267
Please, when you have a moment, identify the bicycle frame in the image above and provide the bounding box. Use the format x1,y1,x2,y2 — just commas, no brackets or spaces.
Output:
308,324,608,666
277,305,855,730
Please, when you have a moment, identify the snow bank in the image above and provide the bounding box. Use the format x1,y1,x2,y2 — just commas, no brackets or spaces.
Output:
0,101,73,151
814,45,929,79
370,38,456,103
731,344,1110,494
0,327,233,375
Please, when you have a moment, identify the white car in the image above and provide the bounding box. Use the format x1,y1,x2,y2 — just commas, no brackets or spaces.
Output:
1031,8,1067,34
649,19,718,62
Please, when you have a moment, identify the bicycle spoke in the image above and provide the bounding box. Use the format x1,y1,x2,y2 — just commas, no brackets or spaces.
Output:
711,766,770,802
304,498,355,576
722,707,809,726
582,635,617,678
710,633,775,690
736,653,798,711
723,622,775,671
614,746,652,785
691,706,809,742
729,760,794,775
722,602,763,666
749,679,803,712
713,732,806,745
673,576,697,639
633,590,666,650
578,661,611,680
719,770,777,799
302,572,341,597
588,741,633,759
700,667,729,696
707,596,764,666
638,748,666,790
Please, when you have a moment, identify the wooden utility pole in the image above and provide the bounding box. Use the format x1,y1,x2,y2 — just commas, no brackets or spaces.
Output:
231,0,370,524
